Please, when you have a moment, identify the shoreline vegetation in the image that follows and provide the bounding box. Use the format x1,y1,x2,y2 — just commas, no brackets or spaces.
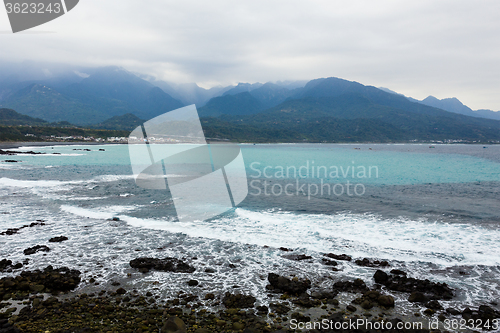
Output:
2,108,500,145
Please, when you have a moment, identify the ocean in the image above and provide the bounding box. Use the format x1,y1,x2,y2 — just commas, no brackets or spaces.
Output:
1,143,499,321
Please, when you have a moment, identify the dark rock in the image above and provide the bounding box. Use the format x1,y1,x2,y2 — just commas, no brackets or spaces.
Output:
423,308,435,316
390,269,407,275
25,266,81,291
256,305,268,313
99,149,105,151
425,300,443,310
462,305,500,328
346,304,357,312
116,288,126,295
355,258,389,267
324,253,352,261
291,312,310,322
332,279,369,294
352,290,394,308
278,247,292,252
187,279,199,286
282,254,312,261
478,305,497,318
408,292,428,303
267,273,311,295
204,293,215,300
378,295,395,307
0,150,44,155
360,299,373,309
311,290,337,299
376,271,453,300
129,257,195,273
446,307,461,315
23,245,50,255
0,266,81,296
3,160,18,163
321,258,338,266
49,236,68,243
0,318,21,332
292,296,321,308
0,259,22,272
373,270,389,284
269,302,290,314
205,268,215,273
222,292,256,308
0,221,45,236
162,316,187,333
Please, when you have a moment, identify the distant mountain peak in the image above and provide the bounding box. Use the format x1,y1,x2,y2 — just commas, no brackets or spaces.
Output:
420,95,472,116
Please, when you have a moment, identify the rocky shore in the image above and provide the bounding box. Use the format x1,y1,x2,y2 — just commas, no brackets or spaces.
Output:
1,223,500,333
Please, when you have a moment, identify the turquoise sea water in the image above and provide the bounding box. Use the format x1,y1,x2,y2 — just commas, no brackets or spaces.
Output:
5,143,500,184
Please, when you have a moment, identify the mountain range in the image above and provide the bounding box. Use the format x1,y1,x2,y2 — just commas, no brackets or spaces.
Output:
1,64,499,142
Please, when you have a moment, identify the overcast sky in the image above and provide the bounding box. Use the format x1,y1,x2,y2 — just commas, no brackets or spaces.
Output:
1,0,499,110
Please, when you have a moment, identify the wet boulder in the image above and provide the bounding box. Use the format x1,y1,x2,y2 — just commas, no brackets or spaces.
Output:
267,273,311,295
373,270,389,284
24,245,50,255
324,253,352,261
129,257,195,273
332,278,369,294
0,259,22,272
49,236,68,243
355,258,389,267
222,292,256,308
374,270,453,300
162,316,187,333
282,254,312,261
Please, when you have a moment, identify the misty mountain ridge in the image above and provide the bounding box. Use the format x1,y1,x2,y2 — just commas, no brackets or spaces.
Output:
1,64,499,144
378,86,500,121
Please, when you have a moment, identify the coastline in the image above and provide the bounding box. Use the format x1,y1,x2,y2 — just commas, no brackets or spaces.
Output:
0,141,126,150
0,253,467,333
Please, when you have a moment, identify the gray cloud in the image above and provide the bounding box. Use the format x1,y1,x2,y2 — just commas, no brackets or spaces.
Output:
0,0,499,110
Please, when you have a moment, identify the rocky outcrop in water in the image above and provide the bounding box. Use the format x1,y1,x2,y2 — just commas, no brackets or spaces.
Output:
324,253,352,261
461,305,500,329
352,290,395,309
129,257,195,273
373,269,454,300
0,150,44,155
23,245,50,255
0,259,22,272
267,273,311,295
282,254,312,261
332,278,369,294
355,258,390,267
222,292,256,308
0,221,45,236
49,236,68,243
0,266,81,300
